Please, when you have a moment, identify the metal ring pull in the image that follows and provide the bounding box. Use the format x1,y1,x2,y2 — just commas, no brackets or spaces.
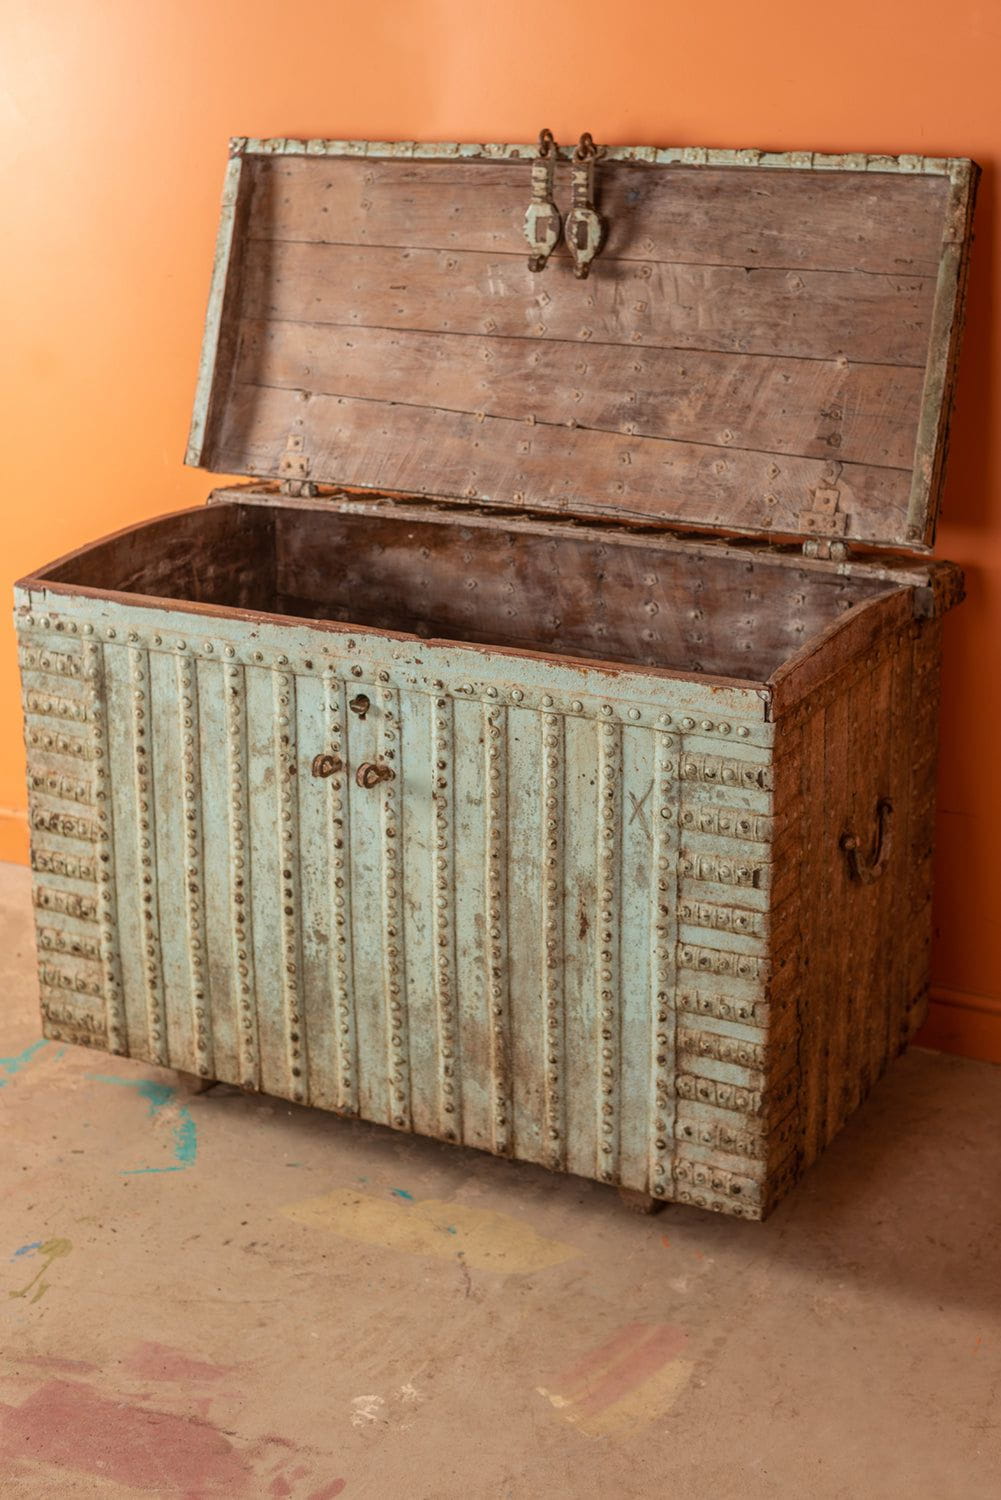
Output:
524,128,562,272
841,798,893,884
564,132,606,279
355,761,395,788
311,753,342,778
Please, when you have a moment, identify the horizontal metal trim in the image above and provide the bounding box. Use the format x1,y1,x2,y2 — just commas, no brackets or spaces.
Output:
232,137,967,178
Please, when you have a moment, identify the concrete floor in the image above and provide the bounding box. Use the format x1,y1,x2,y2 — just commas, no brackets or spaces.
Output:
1,861,1000,1499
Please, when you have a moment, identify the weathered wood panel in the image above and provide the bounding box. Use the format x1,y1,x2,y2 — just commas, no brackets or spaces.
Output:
271,504,889,681
218,382,912,548
28,501,895,683
784,616,942,1173
248,156,950,278
235,319,923,470
240,238,935,367
189,143,976,550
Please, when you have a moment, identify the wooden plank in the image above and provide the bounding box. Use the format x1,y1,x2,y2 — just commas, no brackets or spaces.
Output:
187,152,250,467
820,682,852,1148
881,638,915,1076
248,156,950,278
245,662,287,1097
214,382,914,547
906,160,980,545
505,706,546,1166
215,484,961,598
397,688,437,1138
240,238,935,367
148,649,195,1072
617,724,656,1188
294,669,339,1111
452,694,492,1151
104,644,150,1059
196,653,239,1083
768,588,913,716
561,714,601,1182
345,674,390,1124
844,654,893,1116
235,319,923,471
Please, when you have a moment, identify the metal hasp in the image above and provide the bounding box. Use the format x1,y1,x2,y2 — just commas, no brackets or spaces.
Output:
523,129,562,271
564,132,605,279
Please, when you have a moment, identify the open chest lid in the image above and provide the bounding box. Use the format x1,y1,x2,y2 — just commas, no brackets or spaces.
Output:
187,137,978,554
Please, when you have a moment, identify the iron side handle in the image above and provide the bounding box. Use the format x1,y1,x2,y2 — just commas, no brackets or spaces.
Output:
841,798,893,885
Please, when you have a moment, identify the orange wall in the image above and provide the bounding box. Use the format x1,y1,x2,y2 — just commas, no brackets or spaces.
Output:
2,0,999,1060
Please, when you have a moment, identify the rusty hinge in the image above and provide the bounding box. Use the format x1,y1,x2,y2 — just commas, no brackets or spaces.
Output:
802,537,849,560
279,432,318,498
801,465,849,559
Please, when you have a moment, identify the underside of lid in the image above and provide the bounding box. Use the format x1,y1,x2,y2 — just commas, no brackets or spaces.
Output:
187,139,979,553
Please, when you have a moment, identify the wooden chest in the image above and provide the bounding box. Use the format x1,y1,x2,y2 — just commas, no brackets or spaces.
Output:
14,137,977,1218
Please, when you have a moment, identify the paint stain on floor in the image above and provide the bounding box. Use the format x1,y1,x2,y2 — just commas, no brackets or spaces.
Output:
0,1377,251,1491
0,1377,348,1497
0,1040,62,1088
89,1074,198,1173
537,1321,693,1437
123,1341,233,1384
282,1189,580,1274
7,1238,72,1305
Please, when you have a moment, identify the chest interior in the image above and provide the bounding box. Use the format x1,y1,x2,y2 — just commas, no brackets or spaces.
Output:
43,495,901,684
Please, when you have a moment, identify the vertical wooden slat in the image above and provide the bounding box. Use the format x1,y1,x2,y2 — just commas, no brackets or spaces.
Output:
398,688,436,1136
853,655,893,1111
322,671,356,1112
430,691,458,1138
797,709,826,1167
649,727,678,1199
274,666,307,1102
177,653,213,1080
379,681,410,1129
224,657,260,1091
617,723,657,1187
294,668,335,1109
149,646,189,1069
822,688,852,1147
452,694,491,1150
563,713,600,1180
483,701,512,1156
86,638,127,1055
541,708,566,1171
196,653,238,1081
885,641,914,1068
105,644,155,1060
596,719,623,1183
345,678,385,1120
186,149,247,466
246,660,285,1093
506,704,545,1165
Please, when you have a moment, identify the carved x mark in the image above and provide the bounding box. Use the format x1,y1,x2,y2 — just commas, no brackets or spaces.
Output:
628,780,654,837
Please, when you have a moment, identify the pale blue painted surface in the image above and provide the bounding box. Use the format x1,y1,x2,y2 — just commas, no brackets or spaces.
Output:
16,587,776,1214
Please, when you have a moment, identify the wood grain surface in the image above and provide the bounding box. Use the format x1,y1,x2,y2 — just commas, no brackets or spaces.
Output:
191,149,976,551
